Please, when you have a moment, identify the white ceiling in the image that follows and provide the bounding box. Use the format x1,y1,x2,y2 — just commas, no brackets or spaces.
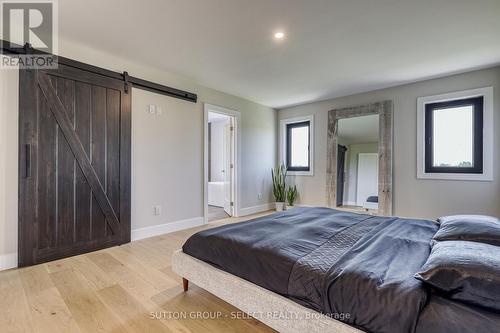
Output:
58,0,500,108
338,115,379,145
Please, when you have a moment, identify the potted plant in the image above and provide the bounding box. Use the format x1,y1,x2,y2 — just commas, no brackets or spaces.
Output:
271,164,287,211
286,185,298,210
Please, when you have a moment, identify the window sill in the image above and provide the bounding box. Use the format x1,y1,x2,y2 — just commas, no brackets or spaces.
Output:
417,171,492,182
288,170,314,176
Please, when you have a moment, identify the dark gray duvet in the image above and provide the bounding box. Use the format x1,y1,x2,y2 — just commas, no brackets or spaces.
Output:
182,207,500,333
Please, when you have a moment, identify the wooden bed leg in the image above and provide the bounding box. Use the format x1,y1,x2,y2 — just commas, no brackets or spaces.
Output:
182,278,189,292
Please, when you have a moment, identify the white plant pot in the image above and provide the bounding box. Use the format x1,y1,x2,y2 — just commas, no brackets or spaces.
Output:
275,202,285,211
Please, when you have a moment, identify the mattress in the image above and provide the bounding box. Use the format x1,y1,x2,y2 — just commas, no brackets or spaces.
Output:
415,295,500,333
183,207,438,333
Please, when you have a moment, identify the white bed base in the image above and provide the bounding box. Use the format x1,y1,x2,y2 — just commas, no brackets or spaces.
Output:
172,250,362,333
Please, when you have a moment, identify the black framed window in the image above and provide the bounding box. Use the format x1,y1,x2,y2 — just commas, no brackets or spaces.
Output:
425,96,483,174
286,121,310,171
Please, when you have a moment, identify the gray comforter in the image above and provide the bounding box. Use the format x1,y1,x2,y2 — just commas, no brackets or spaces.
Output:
183,207,438,333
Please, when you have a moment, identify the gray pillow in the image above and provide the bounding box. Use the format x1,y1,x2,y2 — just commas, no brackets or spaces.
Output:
415,241,500,312
434,215,500,246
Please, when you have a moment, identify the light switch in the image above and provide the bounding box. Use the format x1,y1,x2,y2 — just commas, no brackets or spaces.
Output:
153,205,162,216
148,105,156,115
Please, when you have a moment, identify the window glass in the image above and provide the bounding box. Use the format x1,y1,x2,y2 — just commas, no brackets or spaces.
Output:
290,125,309,167
424,96,483,174
433,106,473,167
286,121,310,171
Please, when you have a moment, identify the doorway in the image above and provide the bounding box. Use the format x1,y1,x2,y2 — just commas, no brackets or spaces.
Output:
204,104,239,222
356,153,379,207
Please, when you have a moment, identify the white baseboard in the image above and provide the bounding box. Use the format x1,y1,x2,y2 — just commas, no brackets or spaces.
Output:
131,217,205,241
0,252,18,271
0,218,205,270
238,203,274,217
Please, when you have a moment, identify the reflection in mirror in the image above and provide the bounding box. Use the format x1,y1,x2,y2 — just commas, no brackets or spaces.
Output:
337,114,379,215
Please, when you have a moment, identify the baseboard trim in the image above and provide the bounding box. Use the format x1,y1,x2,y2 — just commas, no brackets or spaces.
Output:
0,252,18,271
131,217,205,241
0,218,206,270
238,203,274,217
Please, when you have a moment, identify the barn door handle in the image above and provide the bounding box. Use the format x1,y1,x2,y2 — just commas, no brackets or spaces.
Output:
25,144,31,178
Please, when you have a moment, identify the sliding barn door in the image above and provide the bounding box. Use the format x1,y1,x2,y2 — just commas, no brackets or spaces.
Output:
18,64,131,266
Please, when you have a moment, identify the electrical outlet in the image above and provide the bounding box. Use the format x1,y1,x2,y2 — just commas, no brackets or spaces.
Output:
153,205,162,216
258,193,262,200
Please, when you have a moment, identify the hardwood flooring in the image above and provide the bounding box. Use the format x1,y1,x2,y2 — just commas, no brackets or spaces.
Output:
0,212,276,333
207,205,230,222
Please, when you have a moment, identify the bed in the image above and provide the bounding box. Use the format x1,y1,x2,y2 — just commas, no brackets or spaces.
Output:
173,207,500,333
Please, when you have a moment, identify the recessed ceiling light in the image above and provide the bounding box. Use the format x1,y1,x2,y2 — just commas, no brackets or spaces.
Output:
274,31,285,40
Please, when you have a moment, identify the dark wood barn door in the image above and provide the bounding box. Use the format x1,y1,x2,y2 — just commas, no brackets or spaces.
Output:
18,64,131,267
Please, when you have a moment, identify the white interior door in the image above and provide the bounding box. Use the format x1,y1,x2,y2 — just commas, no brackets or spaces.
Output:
356,153,379,206
223,119,234,216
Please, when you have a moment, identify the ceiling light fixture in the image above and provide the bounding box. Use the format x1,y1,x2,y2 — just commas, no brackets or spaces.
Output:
274,31,285,40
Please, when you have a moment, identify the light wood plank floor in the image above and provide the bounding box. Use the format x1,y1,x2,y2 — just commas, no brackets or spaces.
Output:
207,205,230,222
0,212,276,333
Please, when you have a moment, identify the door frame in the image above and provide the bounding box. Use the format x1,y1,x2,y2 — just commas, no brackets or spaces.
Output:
203,103,240,223
222,118,234,216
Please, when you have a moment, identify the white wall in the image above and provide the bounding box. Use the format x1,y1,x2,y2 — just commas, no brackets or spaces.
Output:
0,59,19,269
0,40,277,268
343,143,378,205
54,38,277,214
279,66,500,219
131,88,206,234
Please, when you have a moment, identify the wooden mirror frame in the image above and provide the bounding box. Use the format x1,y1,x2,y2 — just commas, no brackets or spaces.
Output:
326,100,393,216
